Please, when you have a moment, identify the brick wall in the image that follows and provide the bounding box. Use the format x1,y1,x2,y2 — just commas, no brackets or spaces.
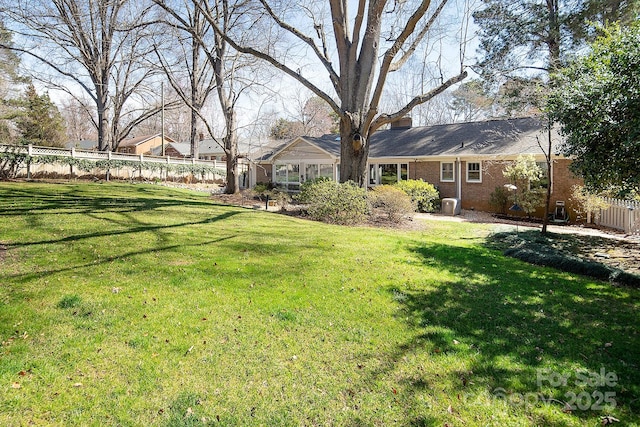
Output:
255,163,271,184
255,157,582,220
409,158,582,218
549,158,583,218
410,161,457,198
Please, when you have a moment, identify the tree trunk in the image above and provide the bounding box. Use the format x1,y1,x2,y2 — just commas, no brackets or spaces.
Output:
339,115,369,187
541,123,553,234
224,108,240,194
96,99,109,151
190,36,201,159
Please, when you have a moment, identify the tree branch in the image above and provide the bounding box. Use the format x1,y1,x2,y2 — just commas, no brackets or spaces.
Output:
370,69,467,132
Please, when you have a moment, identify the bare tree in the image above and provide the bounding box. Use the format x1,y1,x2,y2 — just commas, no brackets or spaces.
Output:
273,90,337,136
196,0,470,185
153,0,268,194
448,80,493,122
59,97,99,142
0,0,166,151
151,2,218,159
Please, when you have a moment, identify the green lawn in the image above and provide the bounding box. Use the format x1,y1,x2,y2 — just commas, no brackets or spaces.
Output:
0,182,638,426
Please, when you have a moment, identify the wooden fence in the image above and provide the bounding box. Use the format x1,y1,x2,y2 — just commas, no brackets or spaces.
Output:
596,197,640,235
0,144,226,183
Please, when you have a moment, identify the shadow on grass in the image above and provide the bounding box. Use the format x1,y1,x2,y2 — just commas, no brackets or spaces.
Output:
381,242,640,424
3,235,239,284
0,183,215,217
7,210,240,249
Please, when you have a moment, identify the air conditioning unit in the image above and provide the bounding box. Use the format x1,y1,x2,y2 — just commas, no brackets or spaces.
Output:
441,198,461,216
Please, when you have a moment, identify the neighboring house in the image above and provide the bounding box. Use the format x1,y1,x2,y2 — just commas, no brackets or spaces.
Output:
151,142,191,158
116,134,176,155
65,140,98,151
198,139,226,161
252,117,583,215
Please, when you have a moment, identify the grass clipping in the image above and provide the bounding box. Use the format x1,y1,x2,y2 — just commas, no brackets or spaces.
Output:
489,231,640,287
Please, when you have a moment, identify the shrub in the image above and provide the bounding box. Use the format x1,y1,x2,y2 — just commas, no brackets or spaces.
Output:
519,187,546,218
489,186,510,214
395,179,439,212
369,185,415,223
297,179,369,225
268,188,291,209
490,231,640,288
570,185,610,223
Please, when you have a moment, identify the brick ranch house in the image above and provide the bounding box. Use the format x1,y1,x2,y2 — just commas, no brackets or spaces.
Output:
250,117,583,217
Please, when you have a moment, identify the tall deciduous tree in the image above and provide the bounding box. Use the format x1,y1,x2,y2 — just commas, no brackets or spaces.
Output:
152,2,218,159
448,80,493,122
548,23,640,195
0,0,163,151
59,97,98,142
195,0,469,185
153,0,261,193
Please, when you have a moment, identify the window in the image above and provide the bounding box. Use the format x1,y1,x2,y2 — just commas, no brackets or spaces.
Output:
467,162,481,182
305,164,318,181
369,163,409,185
319,164,333,179
304,164,333,182
400,164,408,181
275,163,300,190
441,162,454,182
380,164,399,185
534,161,550,189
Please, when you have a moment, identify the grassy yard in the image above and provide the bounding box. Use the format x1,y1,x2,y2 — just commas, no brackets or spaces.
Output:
0,182,638,426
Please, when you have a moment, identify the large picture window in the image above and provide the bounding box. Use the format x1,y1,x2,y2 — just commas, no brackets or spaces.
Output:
275,163,300,190
369,163,409,185
305,163,334,181
441,162,454,182
466,162,481,182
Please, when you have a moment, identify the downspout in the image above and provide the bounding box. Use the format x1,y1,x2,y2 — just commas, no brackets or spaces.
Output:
456,157,462,200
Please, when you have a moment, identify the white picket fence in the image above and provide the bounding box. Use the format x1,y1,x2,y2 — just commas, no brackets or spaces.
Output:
1,143,225,182
596,198,640,235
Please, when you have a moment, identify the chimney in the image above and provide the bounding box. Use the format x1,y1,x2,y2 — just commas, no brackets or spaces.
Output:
391,117,412,130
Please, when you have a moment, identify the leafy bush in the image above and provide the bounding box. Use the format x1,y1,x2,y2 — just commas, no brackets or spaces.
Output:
570,185,610,223
502,155,546,217
0,147,28,179
268,188,291,208
519,187,546,217
252,182,277,201
395,179,439,212
297,179,369,225
369,185,415,223
489,186,510,214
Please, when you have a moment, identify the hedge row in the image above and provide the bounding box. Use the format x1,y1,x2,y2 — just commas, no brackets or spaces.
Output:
0,152,225,177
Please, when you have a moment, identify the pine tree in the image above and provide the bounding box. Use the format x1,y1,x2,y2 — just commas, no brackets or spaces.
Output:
16,84,67,147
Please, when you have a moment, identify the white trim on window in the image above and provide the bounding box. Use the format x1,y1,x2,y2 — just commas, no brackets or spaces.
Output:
466,161,482,183
440,161,454,182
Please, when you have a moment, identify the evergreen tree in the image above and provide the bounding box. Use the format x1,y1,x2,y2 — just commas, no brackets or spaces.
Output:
473,0,640,112
548,23,640,195
16,84,67,147
0,21,24,144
